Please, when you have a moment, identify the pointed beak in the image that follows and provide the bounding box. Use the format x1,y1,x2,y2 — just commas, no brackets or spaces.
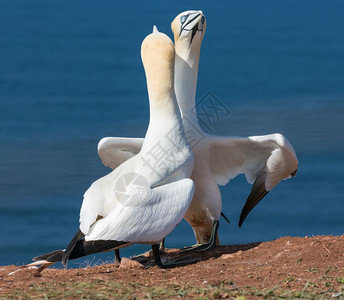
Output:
180,12,203,35
190,22,199,45
238,170,269,227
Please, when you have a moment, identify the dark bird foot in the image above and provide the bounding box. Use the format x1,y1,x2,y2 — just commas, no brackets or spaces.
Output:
180,220,219,252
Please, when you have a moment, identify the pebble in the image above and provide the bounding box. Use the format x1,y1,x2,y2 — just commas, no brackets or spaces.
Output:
221,254,234,260
119,258,144,270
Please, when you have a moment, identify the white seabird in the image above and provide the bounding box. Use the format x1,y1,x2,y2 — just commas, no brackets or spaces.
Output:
97,11,298,248
27,27,195,273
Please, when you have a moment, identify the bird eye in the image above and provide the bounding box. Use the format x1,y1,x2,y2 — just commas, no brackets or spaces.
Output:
180,15,187,24
201,16,205,25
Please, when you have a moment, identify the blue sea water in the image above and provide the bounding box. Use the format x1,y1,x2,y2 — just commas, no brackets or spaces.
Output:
0,0,343,267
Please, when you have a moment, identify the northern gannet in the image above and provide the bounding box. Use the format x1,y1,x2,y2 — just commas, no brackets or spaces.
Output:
97,11,298,248
27,27,195,274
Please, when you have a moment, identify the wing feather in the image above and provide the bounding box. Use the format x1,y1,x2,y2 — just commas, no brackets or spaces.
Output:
85,179,194,243
208,133,298,191
98,137,144,170
208,133,298,226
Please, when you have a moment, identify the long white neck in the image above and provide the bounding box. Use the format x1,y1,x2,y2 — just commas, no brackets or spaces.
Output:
141,37,184,147
137,32,194,186
174,42,201,129
145,84,182,141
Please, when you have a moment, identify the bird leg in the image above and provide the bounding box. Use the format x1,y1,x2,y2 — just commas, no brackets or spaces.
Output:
181,220,219,252
151,244,198,268
114,249,121,265
131,237,167,263
159,238,166,252
160,215,227,254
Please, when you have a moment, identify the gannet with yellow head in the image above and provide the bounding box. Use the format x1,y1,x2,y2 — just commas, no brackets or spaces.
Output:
26,27,195,274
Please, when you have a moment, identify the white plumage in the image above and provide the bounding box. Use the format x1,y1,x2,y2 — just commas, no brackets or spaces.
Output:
97,11,298,245
207,133,297,190
26,27,195,272
84,179,194,242
79,28,194,244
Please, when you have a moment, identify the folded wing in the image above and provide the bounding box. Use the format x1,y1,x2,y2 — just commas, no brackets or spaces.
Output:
84,178,195,243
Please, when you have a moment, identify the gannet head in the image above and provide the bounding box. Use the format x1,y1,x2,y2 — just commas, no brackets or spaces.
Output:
141,27,175,102
171,10,206,54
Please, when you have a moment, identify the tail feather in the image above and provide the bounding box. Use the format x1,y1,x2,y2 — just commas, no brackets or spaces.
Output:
33,239,128,266
69,239,128,260
61,229,128,266
33,250,64,262
62,230,85,266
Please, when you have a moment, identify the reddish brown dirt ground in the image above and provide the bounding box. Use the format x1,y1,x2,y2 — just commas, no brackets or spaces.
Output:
1,235,343,298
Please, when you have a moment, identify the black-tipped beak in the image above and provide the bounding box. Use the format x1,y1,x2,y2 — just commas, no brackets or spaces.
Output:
238,170,269,227
190,23,199,45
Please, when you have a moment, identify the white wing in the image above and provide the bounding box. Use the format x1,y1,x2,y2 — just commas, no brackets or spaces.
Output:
208,133,298,189
84,179,194,243
79,172,119,235
207,133,298,226
98,137,144,170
